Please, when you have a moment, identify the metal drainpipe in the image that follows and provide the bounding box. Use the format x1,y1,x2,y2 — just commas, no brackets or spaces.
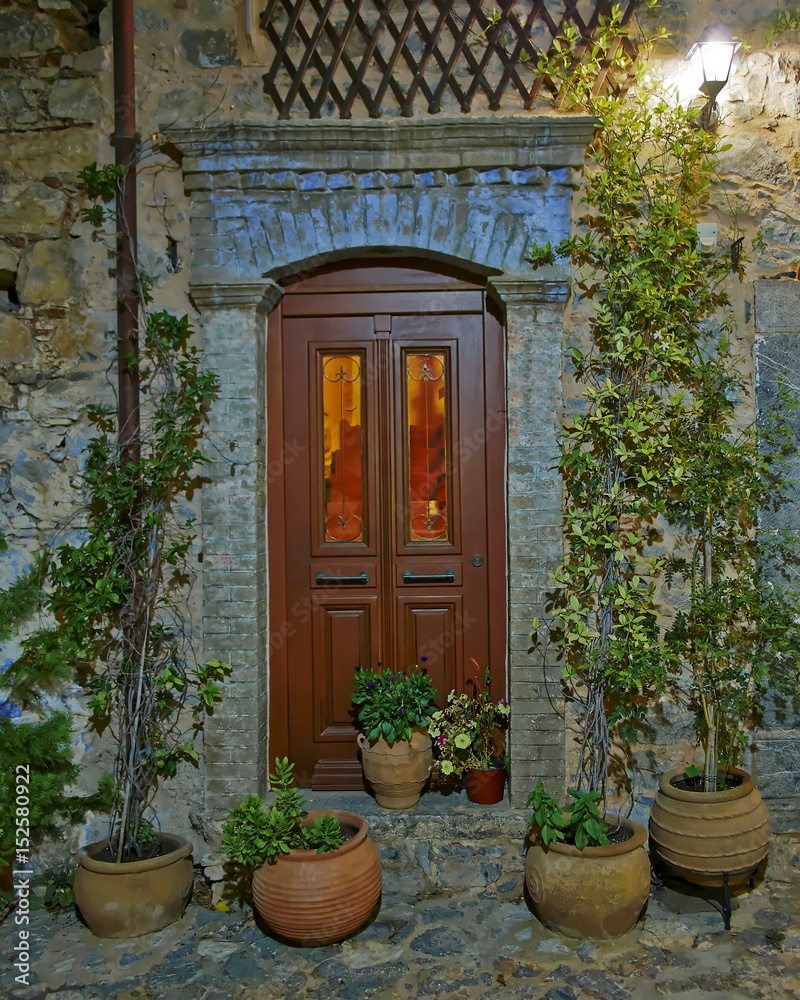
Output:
112,0,140,468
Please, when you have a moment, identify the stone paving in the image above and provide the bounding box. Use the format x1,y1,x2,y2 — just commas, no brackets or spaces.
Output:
2,833,798,1000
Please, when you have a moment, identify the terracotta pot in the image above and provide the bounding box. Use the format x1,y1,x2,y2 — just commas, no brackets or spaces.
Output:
74,833,192,938
649,766,771,887
251,809,381,946
464,767,506,804
525,819,650,939
357,726,432,808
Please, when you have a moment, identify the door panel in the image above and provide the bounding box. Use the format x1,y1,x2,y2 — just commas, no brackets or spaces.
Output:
269,264,506,788
312,598,378,737
397,597,463,703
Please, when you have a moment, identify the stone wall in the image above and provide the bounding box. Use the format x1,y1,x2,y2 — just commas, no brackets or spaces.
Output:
1,0,799,854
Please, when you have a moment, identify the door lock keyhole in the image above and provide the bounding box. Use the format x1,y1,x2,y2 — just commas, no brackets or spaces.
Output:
472,554,484,567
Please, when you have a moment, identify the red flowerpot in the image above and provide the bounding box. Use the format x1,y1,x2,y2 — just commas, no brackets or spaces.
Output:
464,767,506,804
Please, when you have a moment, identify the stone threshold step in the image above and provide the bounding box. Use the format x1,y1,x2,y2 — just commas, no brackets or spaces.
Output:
299,789,530,841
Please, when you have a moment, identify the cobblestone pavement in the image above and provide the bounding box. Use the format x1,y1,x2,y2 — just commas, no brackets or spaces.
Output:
2,840,798,1000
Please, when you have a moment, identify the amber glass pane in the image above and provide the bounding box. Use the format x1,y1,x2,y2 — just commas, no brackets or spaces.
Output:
322,354,364,542
406,353,448,541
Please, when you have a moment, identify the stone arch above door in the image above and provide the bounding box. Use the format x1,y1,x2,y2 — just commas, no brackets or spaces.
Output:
172,118,595,812
170,118,595,290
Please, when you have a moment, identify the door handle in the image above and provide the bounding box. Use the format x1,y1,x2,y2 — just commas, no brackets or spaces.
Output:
315,572,370,586
402,570,456,584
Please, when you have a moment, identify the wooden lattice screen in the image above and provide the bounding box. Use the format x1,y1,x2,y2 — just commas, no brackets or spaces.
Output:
260,0,638,119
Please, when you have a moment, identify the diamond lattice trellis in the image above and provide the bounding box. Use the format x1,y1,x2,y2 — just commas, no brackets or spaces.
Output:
260,0,638,119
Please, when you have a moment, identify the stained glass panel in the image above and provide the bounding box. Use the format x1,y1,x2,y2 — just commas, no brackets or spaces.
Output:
406,353,448,542
322,353,364,543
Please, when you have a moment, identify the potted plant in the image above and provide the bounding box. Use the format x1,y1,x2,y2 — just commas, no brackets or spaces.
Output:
43,163,232,938
649,358,800,896
524,781,649,938
427,661,510,804
523,5,738,937
222,757,381,945
352,663,437,809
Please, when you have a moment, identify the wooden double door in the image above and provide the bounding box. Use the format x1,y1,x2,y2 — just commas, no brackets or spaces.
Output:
268,262,506,787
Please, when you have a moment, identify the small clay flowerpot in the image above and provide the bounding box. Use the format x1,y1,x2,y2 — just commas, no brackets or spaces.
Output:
74,833,193,938
464,767,506,804
357,726,432,809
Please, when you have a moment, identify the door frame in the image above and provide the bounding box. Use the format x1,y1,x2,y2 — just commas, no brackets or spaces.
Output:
266,258,508,775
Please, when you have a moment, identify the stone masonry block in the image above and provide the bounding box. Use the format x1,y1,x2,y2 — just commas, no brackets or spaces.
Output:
511,745,565,762
511,700,565,717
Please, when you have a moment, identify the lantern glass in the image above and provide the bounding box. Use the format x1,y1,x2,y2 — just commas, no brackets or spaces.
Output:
698,41,737,86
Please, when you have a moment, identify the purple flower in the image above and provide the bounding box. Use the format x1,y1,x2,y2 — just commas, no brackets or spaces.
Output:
377,661,382,667
354,666,360,671
367,681,376,688
399,706,406,713
420,655,428,662
388,673,395,680
436,735,445,746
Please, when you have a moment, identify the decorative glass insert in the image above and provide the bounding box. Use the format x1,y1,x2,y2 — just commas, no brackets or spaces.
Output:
406,352,448,541
322,353,364,542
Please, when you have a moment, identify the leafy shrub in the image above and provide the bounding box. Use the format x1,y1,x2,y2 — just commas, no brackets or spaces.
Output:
222,758,342,867
527,781,611,850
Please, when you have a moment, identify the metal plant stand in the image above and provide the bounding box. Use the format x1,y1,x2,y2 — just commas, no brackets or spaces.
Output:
652,858,763,930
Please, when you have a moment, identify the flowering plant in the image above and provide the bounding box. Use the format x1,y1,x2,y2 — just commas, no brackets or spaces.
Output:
352,664,438,744
427,661,510,777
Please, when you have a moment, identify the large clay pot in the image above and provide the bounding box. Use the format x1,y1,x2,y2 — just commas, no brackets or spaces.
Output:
525,819,650,939
357,726,432,808
74,833,193,938
649,766,771,887
464,767,506,804
251,809,381,946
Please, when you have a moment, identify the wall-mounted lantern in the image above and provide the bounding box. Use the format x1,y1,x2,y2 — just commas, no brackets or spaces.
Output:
687,24,741,129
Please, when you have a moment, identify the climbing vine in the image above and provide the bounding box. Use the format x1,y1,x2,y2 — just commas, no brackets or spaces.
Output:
530,2,800,799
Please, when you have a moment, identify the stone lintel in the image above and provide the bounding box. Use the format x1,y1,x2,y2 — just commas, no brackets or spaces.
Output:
489,269,570,305
754,279,800,334
167,118,598,182
190,280,282,311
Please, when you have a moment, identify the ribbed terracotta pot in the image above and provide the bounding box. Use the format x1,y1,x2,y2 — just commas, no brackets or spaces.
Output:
464,767,506,804
649,766,771,887
525,819,650,939
74,833,193,938
251,809,381,946
357,726,432,808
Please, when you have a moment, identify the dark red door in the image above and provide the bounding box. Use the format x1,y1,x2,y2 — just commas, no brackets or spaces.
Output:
268,262,506,787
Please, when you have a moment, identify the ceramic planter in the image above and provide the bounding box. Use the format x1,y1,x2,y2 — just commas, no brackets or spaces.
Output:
74,833,193,938
357,726,432,808
251,809,381,945
648,766,771,886
524,819,650,938
464,767,506,804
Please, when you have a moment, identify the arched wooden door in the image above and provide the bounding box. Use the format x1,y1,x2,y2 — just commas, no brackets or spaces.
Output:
267,260,506,788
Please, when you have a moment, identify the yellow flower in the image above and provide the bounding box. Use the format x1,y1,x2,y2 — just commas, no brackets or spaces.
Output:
454,733,471,749
440,760,454,775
